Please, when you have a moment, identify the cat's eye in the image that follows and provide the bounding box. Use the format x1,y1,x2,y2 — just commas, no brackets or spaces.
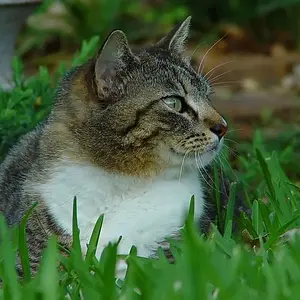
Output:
163,97,183,112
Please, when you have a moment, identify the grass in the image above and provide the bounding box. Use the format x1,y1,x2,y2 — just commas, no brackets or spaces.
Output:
1,37,300,299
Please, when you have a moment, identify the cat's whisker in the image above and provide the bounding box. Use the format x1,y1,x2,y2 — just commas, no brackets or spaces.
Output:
210,81,241,86
194,152,210,187
197,33,228,76
195,152,220,193
223,140,239,154
226,129,243,134
208,69,235,84
173,140,185,149
197,153,214,184
218,149,239,182
179,150,189,182
204,60,237,81
223,144,238,157
198,152,221,193
215,153,227,176
189,42,205,64
211,86,238,90
212,155,229,198
219,159,227,197
224,137,239,145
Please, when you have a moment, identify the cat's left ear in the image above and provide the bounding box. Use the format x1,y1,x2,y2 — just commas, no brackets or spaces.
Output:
156,16,191,54
94,30,138,98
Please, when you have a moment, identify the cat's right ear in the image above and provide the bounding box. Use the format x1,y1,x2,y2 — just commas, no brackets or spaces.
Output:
156,16,191,55
94,30,137,98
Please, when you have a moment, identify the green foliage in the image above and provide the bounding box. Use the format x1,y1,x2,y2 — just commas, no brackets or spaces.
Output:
0,60,53,160
19,0,187,55
233,128,300,189
19,0,300,55
178,0,300,45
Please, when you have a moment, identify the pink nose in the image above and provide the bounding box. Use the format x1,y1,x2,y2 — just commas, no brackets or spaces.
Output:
210,123,228,140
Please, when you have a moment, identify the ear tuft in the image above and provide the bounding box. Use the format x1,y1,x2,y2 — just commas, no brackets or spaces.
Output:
157,16,191,54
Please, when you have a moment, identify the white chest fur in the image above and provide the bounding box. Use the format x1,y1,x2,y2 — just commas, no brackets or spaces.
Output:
32,159,204,260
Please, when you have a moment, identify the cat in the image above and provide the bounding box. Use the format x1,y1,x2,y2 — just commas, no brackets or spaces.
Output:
0,16,228,279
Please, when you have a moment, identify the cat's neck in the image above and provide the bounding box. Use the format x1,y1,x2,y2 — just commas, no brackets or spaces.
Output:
53,154,197,185
40,122,169,179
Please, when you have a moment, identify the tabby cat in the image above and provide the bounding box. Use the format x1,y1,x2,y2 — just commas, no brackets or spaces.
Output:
0,16,228,278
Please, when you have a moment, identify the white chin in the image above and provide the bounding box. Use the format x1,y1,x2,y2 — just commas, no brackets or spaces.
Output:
197,151,217,167
167,138,224,168
198,138,224,167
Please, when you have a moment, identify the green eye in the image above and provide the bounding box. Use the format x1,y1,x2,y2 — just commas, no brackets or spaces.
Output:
163,97,183,112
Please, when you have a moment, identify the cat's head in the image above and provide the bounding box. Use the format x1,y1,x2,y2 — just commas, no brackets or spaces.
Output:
58,16,228,177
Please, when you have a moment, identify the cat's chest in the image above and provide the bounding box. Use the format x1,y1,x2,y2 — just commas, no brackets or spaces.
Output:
32,161,204,254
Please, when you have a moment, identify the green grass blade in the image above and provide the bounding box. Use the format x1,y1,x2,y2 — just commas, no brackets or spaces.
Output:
188,195,195,222
0,215,21,300
264,216,300,250
224,182,237,239
19,202,38,283
252,200,263,236
258,201,273,234
213,163,221,226
72,197,82,256
256,148,276,201
38,236,58,300
85,214,104,265
100,242,118,300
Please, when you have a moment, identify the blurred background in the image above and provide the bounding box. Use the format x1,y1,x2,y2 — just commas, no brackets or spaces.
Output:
0,0,300,184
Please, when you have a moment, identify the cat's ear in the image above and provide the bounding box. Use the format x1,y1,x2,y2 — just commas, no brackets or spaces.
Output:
94,30,137,97
156,16,191,54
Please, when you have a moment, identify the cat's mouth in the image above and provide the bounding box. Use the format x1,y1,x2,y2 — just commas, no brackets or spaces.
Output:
167,141,222,168
170,144,219,157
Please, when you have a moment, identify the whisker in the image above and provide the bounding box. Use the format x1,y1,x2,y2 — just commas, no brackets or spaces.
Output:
208,69,235,83
189,42,205,64
223,144,238,158
204,60,237,81
224,137,239,144
198,153,215,185
210,81,242,86
197,33,228,76
211,86,236,89
226,129,244,134
179,150,189,182
195,152,221,193
218,150,239,182
173,140,184,149
194,153,216,192
213,155,227,193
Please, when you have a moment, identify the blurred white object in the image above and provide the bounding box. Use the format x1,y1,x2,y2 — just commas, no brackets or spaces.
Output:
0,0,42,90
241,77,259,91
282,64,300,91
292,64,300,81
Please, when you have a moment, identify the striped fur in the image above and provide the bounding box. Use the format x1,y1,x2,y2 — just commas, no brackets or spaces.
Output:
0,16,227,278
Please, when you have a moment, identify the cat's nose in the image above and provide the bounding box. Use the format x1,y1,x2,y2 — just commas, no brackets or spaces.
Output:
210,121,228,140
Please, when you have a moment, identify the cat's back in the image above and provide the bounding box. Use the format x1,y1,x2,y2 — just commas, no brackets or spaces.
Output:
0,126,43,225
